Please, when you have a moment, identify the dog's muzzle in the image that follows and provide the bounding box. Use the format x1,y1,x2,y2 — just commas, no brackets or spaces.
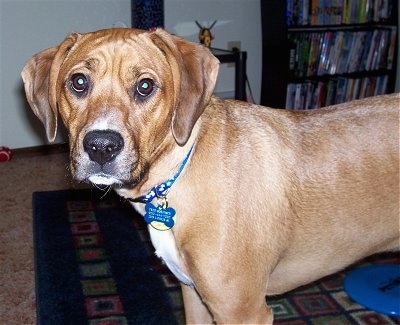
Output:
79,129,127,186
83,130,124,166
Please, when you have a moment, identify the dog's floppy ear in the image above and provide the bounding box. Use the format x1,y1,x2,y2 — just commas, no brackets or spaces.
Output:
21,33,80,142
150,29,220,146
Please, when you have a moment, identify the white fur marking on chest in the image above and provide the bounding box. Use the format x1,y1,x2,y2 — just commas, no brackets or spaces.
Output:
148,226,193,286
124,198,194,286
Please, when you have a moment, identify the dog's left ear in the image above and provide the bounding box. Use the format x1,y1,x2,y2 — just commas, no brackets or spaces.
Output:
150,29,220,146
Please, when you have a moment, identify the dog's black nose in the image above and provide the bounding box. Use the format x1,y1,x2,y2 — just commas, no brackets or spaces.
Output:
83,130,124,165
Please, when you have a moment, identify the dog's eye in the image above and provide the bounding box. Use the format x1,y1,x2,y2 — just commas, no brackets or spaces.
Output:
136,78,154,97
70,73,89,93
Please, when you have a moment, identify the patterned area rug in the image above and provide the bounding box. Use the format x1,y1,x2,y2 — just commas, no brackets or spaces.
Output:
33,189,182,325
269,252,400,324
33,189,399,324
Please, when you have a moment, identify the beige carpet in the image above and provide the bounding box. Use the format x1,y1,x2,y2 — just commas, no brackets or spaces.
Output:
0,145,86,324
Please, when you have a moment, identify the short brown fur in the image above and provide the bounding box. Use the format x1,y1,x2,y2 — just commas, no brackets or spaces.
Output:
22,28,399,324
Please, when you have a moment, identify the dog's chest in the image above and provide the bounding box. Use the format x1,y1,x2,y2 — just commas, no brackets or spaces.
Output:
131,201,193,286
148,227,193,286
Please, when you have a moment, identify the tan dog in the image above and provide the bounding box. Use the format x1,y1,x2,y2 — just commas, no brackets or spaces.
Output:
22,28,399,324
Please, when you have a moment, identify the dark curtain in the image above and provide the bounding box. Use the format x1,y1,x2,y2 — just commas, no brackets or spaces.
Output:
131,0,164,30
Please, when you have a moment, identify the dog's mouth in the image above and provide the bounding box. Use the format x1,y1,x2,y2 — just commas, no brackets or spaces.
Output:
78,165,142,188
87,173,123,186
72,158,149,189
71,155,137,188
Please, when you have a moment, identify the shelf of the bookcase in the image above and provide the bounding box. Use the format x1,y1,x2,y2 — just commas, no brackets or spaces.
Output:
287,23,397,32
288,69,394,83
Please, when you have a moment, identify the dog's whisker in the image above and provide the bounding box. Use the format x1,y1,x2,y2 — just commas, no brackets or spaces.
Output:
102,185,113,198
91,182,110,192
87,182,112,199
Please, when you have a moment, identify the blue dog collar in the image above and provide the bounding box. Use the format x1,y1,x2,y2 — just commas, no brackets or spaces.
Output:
130,146,194,231
131,145,194,204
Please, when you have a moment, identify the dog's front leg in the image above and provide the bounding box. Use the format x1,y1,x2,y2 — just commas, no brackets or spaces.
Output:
182,282,274,324
181,284,214,324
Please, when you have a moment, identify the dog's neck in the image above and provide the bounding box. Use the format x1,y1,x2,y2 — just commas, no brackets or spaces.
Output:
117,119,202,204
118,127,199,231
129,145,194,204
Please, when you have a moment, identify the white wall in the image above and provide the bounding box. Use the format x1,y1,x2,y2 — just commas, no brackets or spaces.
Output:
0,0,131,149
164,0,261,102
1,0,261,149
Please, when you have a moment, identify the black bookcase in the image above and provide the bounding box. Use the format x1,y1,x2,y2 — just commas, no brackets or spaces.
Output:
260,0,398,109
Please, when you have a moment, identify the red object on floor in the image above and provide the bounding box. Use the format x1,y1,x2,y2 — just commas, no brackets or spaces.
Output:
0,146,11,162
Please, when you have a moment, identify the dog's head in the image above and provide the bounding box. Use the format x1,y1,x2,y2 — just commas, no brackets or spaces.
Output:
21,28,219,186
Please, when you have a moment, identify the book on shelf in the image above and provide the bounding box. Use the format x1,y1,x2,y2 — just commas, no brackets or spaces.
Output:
288,27,397,78
285,75,389,109
287,0,393,26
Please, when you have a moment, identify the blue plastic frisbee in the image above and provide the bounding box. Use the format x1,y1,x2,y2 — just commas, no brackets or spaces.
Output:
344,264,400,316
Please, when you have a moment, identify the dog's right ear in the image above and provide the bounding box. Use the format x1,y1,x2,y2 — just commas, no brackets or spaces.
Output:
21,33,79,142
